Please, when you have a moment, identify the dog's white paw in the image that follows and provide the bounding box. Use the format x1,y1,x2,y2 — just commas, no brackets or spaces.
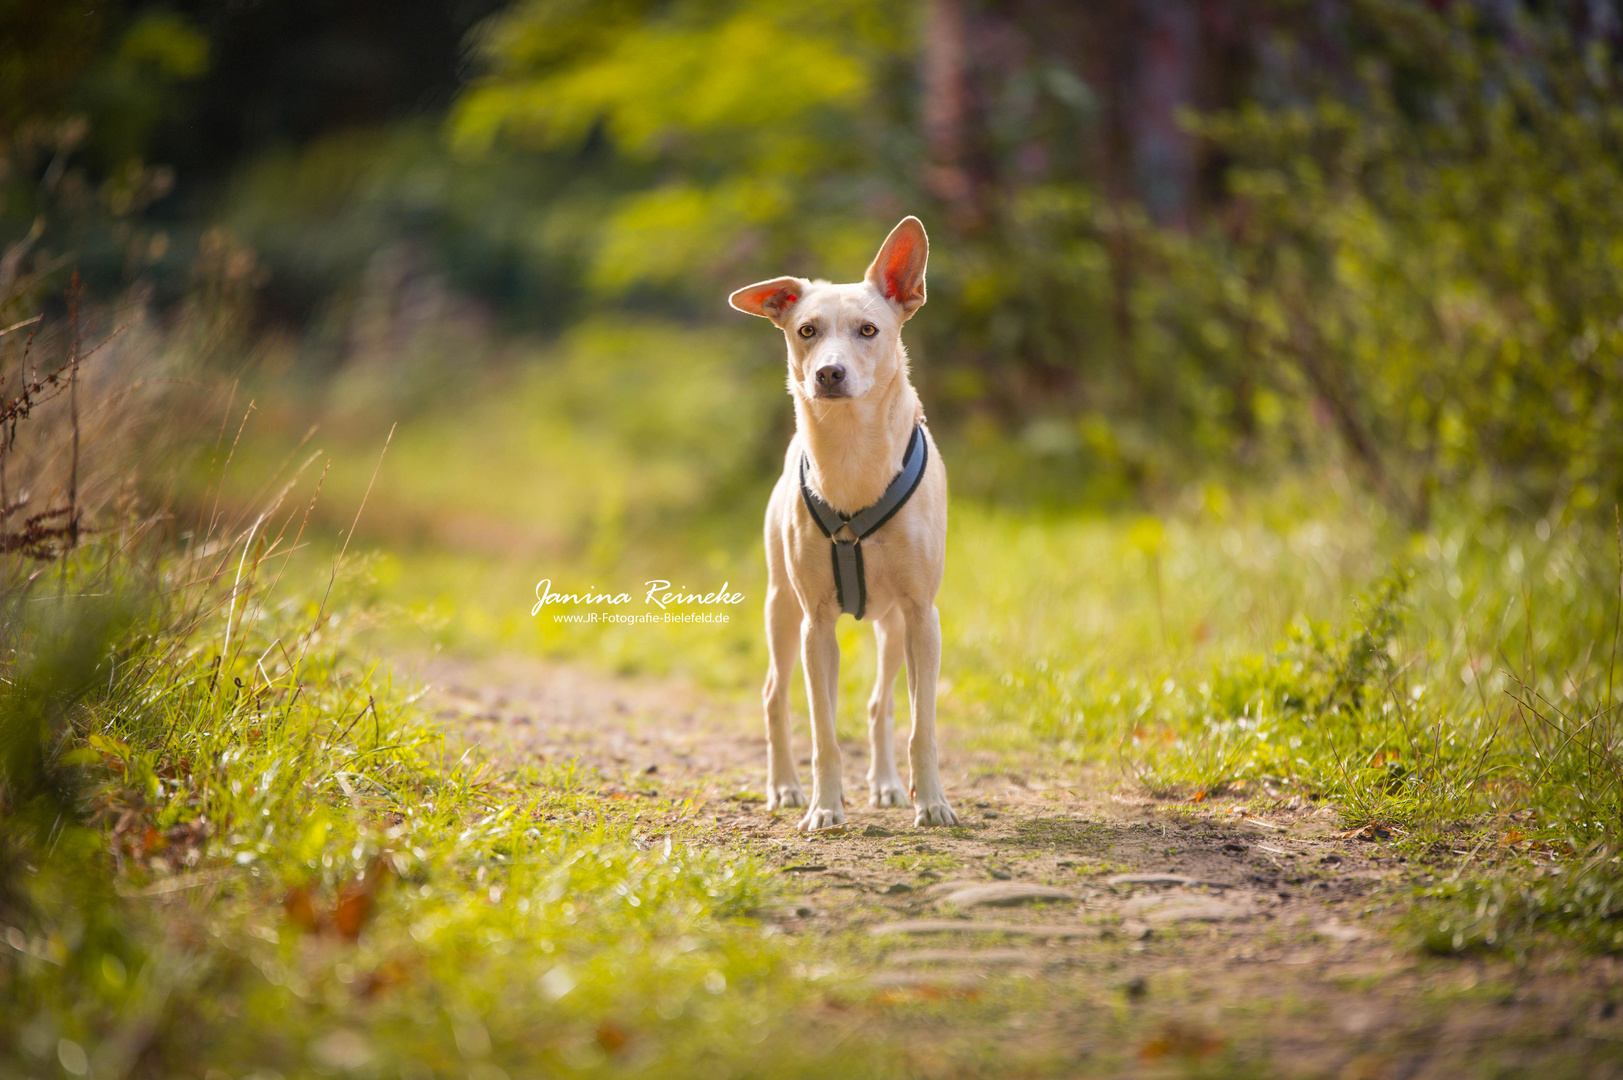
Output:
767,784,807,810
914,799,959,828
796,805,846,832
869,779,910,808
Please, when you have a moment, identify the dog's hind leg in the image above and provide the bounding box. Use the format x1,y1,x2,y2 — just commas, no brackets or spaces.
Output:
763,581,807,810
797,612,847,832
904,602,959,827
867,611,909,808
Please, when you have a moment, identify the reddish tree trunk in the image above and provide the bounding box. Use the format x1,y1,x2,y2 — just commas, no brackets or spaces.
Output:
922,0,978,225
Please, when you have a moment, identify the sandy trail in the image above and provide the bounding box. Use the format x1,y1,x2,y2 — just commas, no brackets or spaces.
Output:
403,651,1623,1078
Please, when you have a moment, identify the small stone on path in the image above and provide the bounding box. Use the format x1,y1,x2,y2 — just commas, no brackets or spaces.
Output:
1106,873,1236,890
1121,894,1255,923
868,971,981,990
869,920,1091,940
941,882,1076,907
1313,920,1364,943
888,948,1049,968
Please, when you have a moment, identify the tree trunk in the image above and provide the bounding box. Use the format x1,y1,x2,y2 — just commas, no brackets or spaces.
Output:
922,0,979,226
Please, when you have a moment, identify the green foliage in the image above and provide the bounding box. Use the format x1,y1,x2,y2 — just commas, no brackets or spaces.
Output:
449,0,913,310
457,0,874,159
19,0,1623,517
430,0,1623,515
1164,0,1623,518
219,122,592,326
0,1,109,133
0,6,209,305
76,12,210,167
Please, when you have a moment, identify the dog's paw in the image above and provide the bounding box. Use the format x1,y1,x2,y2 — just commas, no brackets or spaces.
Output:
796,805,846,832
869,779,910,808
914,800,959,828
767,784,807,811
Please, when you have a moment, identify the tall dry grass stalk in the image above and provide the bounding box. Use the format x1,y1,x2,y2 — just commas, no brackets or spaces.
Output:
0,281,173,586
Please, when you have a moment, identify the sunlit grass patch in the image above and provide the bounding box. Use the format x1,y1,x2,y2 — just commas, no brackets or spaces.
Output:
0,530,889,1078
1412,845,1623,958
1121,571,1487,822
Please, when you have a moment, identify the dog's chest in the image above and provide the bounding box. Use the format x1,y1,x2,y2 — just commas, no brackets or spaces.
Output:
786,496,935,618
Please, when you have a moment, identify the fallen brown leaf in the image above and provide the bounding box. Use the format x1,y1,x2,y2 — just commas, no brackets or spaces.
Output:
1139,1020,1224,1061
333,858,393,941
596,1020,630,1054
283,885,322,934
873,984,981,1005
357,958,412,999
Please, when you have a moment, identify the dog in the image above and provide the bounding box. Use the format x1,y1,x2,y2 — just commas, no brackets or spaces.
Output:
729,216,958,831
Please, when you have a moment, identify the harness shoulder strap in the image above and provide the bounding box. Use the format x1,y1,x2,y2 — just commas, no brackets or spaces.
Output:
845,426,928,539
798,454,846,539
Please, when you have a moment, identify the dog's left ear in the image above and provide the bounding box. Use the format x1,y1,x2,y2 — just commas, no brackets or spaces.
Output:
866,216,928,318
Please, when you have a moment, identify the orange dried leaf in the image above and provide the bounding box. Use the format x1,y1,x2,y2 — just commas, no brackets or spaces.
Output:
358,959,412,998
333,884,372,940
332,859,392,941
1139,1021,1223,1061
596,1021,630,1054
283,886,321,934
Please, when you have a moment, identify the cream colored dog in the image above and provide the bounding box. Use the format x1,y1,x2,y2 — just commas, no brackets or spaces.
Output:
729,217,958,831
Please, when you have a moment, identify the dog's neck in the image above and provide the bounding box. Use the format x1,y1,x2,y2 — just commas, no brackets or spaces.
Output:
794,345,923,514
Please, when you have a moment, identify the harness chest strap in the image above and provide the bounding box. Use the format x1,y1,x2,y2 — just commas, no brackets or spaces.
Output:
798,424,929,620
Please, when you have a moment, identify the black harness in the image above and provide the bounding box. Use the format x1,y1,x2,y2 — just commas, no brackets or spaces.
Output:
798,424,929,620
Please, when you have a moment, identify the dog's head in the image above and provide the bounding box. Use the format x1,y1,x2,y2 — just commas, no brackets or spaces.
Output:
728,217,928,402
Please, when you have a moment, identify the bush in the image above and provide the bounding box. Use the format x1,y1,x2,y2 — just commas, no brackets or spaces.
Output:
1163,0,1623,520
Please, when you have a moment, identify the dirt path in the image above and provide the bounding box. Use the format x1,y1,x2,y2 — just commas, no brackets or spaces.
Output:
407,652,1623,1079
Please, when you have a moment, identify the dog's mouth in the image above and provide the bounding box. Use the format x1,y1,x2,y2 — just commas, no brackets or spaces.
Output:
811,385,853,400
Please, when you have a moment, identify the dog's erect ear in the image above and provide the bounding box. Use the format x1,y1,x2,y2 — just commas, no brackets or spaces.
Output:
866,216,928,318
729,277,807,324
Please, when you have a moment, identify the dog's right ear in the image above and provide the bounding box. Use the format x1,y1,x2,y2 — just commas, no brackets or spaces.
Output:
728,277,807,325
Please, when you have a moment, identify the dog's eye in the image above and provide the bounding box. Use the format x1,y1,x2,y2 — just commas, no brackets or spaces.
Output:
859,324,877,338
798,324,816,338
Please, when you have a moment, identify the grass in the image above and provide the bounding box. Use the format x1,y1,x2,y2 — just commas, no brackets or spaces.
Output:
1411,844,1623,958
192,323,1623,967
0,526,891,1078
8,309,1623,1078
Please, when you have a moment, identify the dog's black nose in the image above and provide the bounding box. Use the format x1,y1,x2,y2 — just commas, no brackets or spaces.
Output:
815,364,846,387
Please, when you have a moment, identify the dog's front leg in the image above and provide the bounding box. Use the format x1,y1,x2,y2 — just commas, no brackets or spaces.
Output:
867,613,909,807
904,603,958,827
762,584,807,809
797,614,846,831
